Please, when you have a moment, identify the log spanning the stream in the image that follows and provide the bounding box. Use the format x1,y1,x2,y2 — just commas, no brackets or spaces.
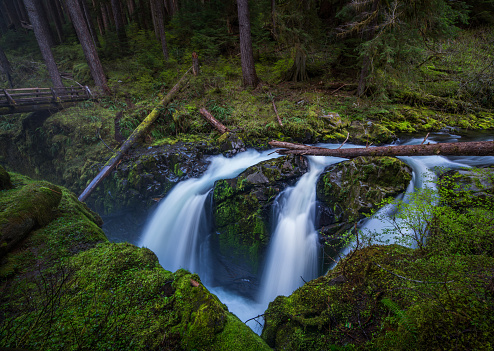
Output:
78,67,192,202
269,140,494,158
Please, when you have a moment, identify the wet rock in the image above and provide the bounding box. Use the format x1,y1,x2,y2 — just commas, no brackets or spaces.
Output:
217,132,246,156
316,156,412,239
211,155,309,297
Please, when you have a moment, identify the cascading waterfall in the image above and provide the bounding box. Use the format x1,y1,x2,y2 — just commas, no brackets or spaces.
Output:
139,149,278,280
351,136,494,252
137,133,493,334
258,155,345,304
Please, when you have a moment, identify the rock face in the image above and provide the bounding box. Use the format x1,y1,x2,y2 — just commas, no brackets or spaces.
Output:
0,171,270,350
212,155,309,297
316,156,412,238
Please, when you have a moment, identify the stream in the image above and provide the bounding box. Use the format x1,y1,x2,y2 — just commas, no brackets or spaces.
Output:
110,132,494,333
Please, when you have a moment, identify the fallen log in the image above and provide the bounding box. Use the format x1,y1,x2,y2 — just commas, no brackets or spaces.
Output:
199,108,229,134
269,140,494,158
78,67,192,202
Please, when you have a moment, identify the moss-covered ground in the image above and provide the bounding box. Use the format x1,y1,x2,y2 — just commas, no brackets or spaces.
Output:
0,168,270,350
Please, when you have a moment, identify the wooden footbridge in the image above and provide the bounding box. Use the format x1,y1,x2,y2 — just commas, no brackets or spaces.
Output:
0,86,92,115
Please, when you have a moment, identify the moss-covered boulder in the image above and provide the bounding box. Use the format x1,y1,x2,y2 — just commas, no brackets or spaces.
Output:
0,165,12,190
0,171,271,350
212,155,309,296
0,179,62,259
316,156,412,238
261,245,494,350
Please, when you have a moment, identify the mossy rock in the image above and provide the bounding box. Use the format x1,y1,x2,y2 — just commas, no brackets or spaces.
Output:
212,155,309,295
261,244,494,350
316,156,412,237
0,179,62,259
0,172,270,350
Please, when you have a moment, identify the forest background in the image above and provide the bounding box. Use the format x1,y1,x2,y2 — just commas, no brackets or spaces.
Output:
0,0,493,143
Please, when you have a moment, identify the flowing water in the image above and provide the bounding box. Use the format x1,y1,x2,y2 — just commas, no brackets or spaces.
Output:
139,149,279,281
138,133,493,333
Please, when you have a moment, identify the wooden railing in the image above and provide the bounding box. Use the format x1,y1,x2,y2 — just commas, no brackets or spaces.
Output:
0,86,92,115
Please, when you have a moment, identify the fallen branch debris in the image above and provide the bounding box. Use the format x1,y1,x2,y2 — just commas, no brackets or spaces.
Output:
199,108,229,134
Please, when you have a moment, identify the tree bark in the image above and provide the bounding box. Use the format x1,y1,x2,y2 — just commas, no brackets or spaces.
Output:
152,0,168,60
23,0,63,88
237,0,259,87
199,108,229,134
78,67,191,202
269,140,494,158
66,0,109,93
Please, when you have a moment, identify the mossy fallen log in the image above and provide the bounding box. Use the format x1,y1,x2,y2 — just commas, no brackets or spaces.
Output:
269,140,494,157
78,67,192,202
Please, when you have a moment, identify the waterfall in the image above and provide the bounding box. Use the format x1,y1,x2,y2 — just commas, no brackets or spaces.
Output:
136,134,494,334
139,150,278,279
258,154,348,304
347,136,494,252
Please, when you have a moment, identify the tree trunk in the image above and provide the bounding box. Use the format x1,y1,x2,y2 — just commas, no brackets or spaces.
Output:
0,45,14,88
78,67,191,202
357,0,379,97
152,0,168,60
92,0,104,35
39,0,56,47
269,140,494,158
101,3,110,32
66,0,109,93
199,108,229,134
134,0,147,31
55,0,67,25
45,0,65,43
192,52,199,76
80,0,100,48
111,0,127,46
0,4,9,34
284,45,308,82
4,0,23,31
237,0,259,87
14,0,28,24
23,0,63,88
271,0,276,39
149,0,159,41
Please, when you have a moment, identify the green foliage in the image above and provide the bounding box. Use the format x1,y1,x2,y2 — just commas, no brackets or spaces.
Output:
363,168,494,253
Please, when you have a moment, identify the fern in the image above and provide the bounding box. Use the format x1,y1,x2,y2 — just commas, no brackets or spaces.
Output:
381,298,416,337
